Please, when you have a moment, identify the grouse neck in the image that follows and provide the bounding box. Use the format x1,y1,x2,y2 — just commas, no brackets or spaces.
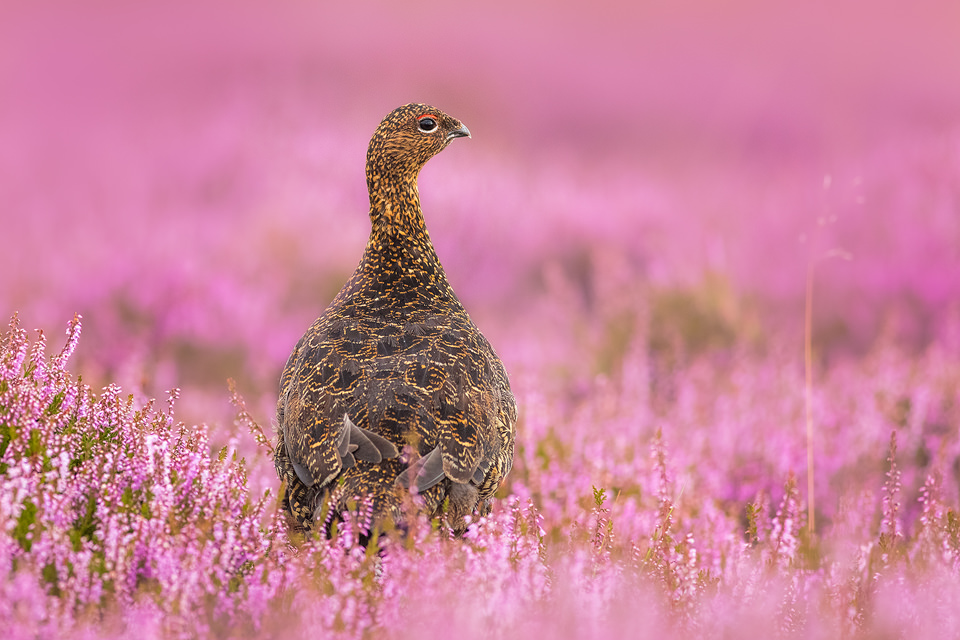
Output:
367,159,436,239
364,167,446,281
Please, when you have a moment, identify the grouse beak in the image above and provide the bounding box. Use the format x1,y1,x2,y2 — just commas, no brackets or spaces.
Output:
447,124,471,140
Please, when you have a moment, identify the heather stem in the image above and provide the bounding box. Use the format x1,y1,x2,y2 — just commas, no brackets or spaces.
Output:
804,260,816,535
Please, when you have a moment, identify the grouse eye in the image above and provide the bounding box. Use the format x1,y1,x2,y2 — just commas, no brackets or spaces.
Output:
417,115,438,133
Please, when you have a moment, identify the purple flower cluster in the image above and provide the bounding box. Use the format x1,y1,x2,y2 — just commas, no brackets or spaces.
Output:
1,315,281,637
3,301,959,638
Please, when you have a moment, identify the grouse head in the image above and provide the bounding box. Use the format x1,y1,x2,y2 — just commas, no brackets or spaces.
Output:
366,103,471,187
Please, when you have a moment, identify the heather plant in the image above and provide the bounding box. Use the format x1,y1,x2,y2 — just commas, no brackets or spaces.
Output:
3,306,960,637
0,315,284,637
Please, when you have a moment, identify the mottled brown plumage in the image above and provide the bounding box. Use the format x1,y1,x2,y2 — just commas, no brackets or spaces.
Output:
275,104,517,534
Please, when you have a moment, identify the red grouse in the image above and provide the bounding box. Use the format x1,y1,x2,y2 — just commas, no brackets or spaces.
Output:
275,104,517,534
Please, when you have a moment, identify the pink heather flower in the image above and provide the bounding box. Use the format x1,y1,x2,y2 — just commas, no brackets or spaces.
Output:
770,474,801,569
881,430,904,542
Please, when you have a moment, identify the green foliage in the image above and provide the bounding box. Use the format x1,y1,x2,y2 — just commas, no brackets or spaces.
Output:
745,501,762,546
0,423,13,473
69,494,99,552
47,391,65,415
14,499,39,552
592,485,607,509
648,273,761,358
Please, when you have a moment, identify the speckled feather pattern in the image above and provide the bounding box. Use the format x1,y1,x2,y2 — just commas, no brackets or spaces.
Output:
275,104,517,533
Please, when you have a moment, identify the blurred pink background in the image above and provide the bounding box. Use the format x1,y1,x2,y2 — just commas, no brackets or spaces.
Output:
2,0,959,426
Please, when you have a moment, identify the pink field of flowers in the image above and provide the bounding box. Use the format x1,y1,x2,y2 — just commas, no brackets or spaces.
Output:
2,1,960,638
